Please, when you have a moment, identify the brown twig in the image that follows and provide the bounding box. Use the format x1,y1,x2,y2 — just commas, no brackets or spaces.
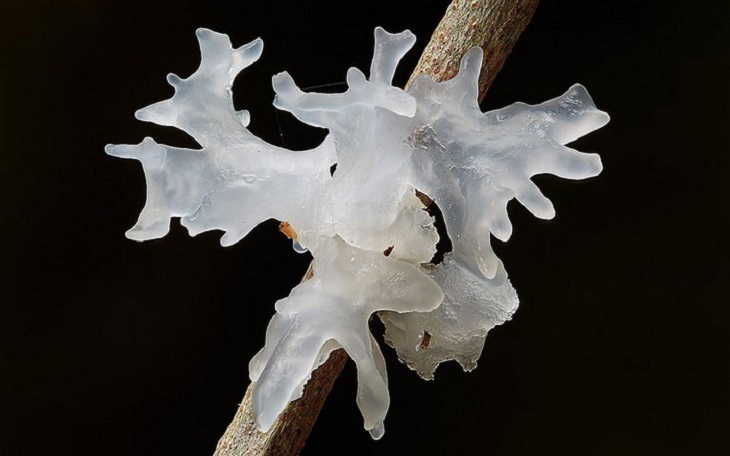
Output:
213,349,348,456
213,1,539,454
407,0,540,102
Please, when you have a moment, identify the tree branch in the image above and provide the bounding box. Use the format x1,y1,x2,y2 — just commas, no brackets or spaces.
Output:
213,349,349,456
407,0,540,102
213,1,539,454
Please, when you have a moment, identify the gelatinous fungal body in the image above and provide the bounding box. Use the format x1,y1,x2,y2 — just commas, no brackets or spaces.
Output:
107,27,609,439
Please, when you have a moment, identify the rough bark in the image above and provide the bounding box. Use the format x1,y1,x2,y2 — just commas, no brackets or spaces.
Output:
407,0,540,102
214,0,539,454
213,349,348,456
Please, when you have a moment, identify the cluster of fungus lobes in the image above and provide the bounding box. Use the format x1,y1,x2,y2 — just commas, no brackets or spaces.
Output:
107,28,609,439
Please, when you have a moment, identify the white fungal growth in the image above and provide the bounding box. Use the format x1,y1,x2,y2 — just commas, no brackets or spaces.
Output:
249,236,443,439
107,27,609,439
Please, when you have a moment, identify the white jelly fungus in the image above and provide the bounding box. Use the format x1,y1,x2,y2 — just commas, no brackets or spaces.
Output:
107,27,608,439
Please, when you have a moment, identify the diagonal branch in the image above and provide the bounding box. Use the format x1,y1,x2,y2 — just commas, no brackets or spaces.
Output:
407,0,540,102
213,1,539,454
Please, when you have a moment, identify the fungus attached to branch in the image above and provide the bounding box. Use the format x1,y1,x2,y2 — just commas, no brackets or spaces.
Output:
107,26,608,439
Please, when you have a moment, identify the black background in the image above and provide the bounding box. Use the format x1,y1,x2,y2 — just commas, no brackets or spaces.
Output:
3,1,728,454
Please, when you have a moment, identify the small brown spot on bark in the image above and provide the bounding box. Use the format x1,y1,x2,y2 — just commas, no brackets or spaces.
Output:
419,331,432,350
279,221,298,240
